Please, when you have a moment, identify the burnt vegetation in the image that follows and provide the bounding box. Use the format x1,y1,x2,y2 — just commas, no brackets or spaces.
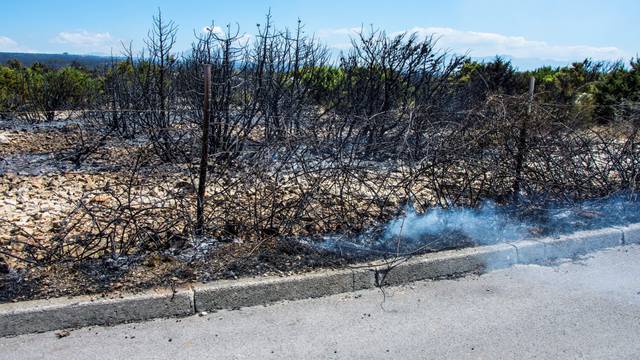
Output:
0,11,639,301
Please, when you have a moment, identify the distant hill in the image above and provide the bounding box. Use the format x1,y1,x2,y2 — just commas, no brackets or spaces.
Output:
0,52,117,69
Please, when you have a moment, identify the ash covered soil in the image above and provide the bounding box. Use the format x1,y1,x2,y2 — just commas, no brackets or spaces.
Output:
1,119,639,303
0,120,361,302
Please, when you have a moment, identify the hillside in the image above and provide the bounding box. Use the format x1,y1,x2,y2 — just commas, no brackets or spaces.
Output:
0,52,114,69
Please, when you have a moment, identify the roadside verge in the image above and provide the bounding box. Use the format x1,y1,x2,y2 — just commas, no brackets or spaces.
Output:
2,223,639,337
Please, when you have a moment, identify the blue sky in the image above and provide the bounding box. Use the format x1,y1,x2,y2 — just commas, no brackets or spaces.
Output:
1,0,638,68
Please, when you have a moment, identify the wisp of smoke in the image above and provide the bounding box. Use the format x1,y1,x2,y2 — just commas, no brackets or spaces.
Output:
307,192,640,257
385,201,531,245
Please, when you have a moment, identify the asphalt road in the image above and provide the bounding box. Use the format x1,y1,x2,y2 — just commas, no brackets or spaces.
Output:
2,245,640,360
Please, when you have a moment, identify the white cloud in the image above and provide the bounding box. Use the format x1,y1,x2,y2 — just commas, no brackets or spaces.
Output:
404,27,627,61
316,27,361,49
318,26,628,62
317,27,361,38
51,30,117,54
0,36,18,50
201,25,253,45
0,36,33,52
203,26,224,35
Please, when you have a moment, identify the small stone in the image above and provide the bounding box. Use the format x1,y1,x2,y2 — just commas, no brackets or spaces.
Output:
90,194,110,203
4,199,17,206
55,330,71,338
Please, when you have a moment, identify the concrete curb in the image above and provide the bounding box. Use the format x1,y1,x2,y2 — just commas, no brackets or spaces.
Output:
194,268,373,312
372,243,517,287
0,288,194,337
1,224,635,336
521,227,623,262
619,223,640,245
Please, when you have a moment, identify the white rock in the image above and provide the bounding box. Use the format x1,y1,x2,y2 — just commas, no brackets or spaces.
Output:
4,199,17,206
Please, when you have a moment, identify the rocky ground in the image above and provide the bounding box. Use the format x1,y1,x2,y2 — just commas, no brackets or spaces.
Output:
0,119,430,303
2,118,636,304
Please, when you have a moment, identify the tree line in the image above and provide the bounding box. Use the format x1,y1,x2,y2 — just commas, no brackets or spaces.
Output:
0,14,638,127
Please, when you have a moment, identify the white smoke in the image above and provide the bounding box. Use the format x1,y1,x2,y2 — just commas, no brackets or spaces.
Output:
385,202,530,245
308,192,640,257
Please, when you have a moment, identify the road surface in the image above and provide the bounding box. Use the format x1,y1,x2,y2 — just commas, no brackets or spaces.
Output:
2,245,640,359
